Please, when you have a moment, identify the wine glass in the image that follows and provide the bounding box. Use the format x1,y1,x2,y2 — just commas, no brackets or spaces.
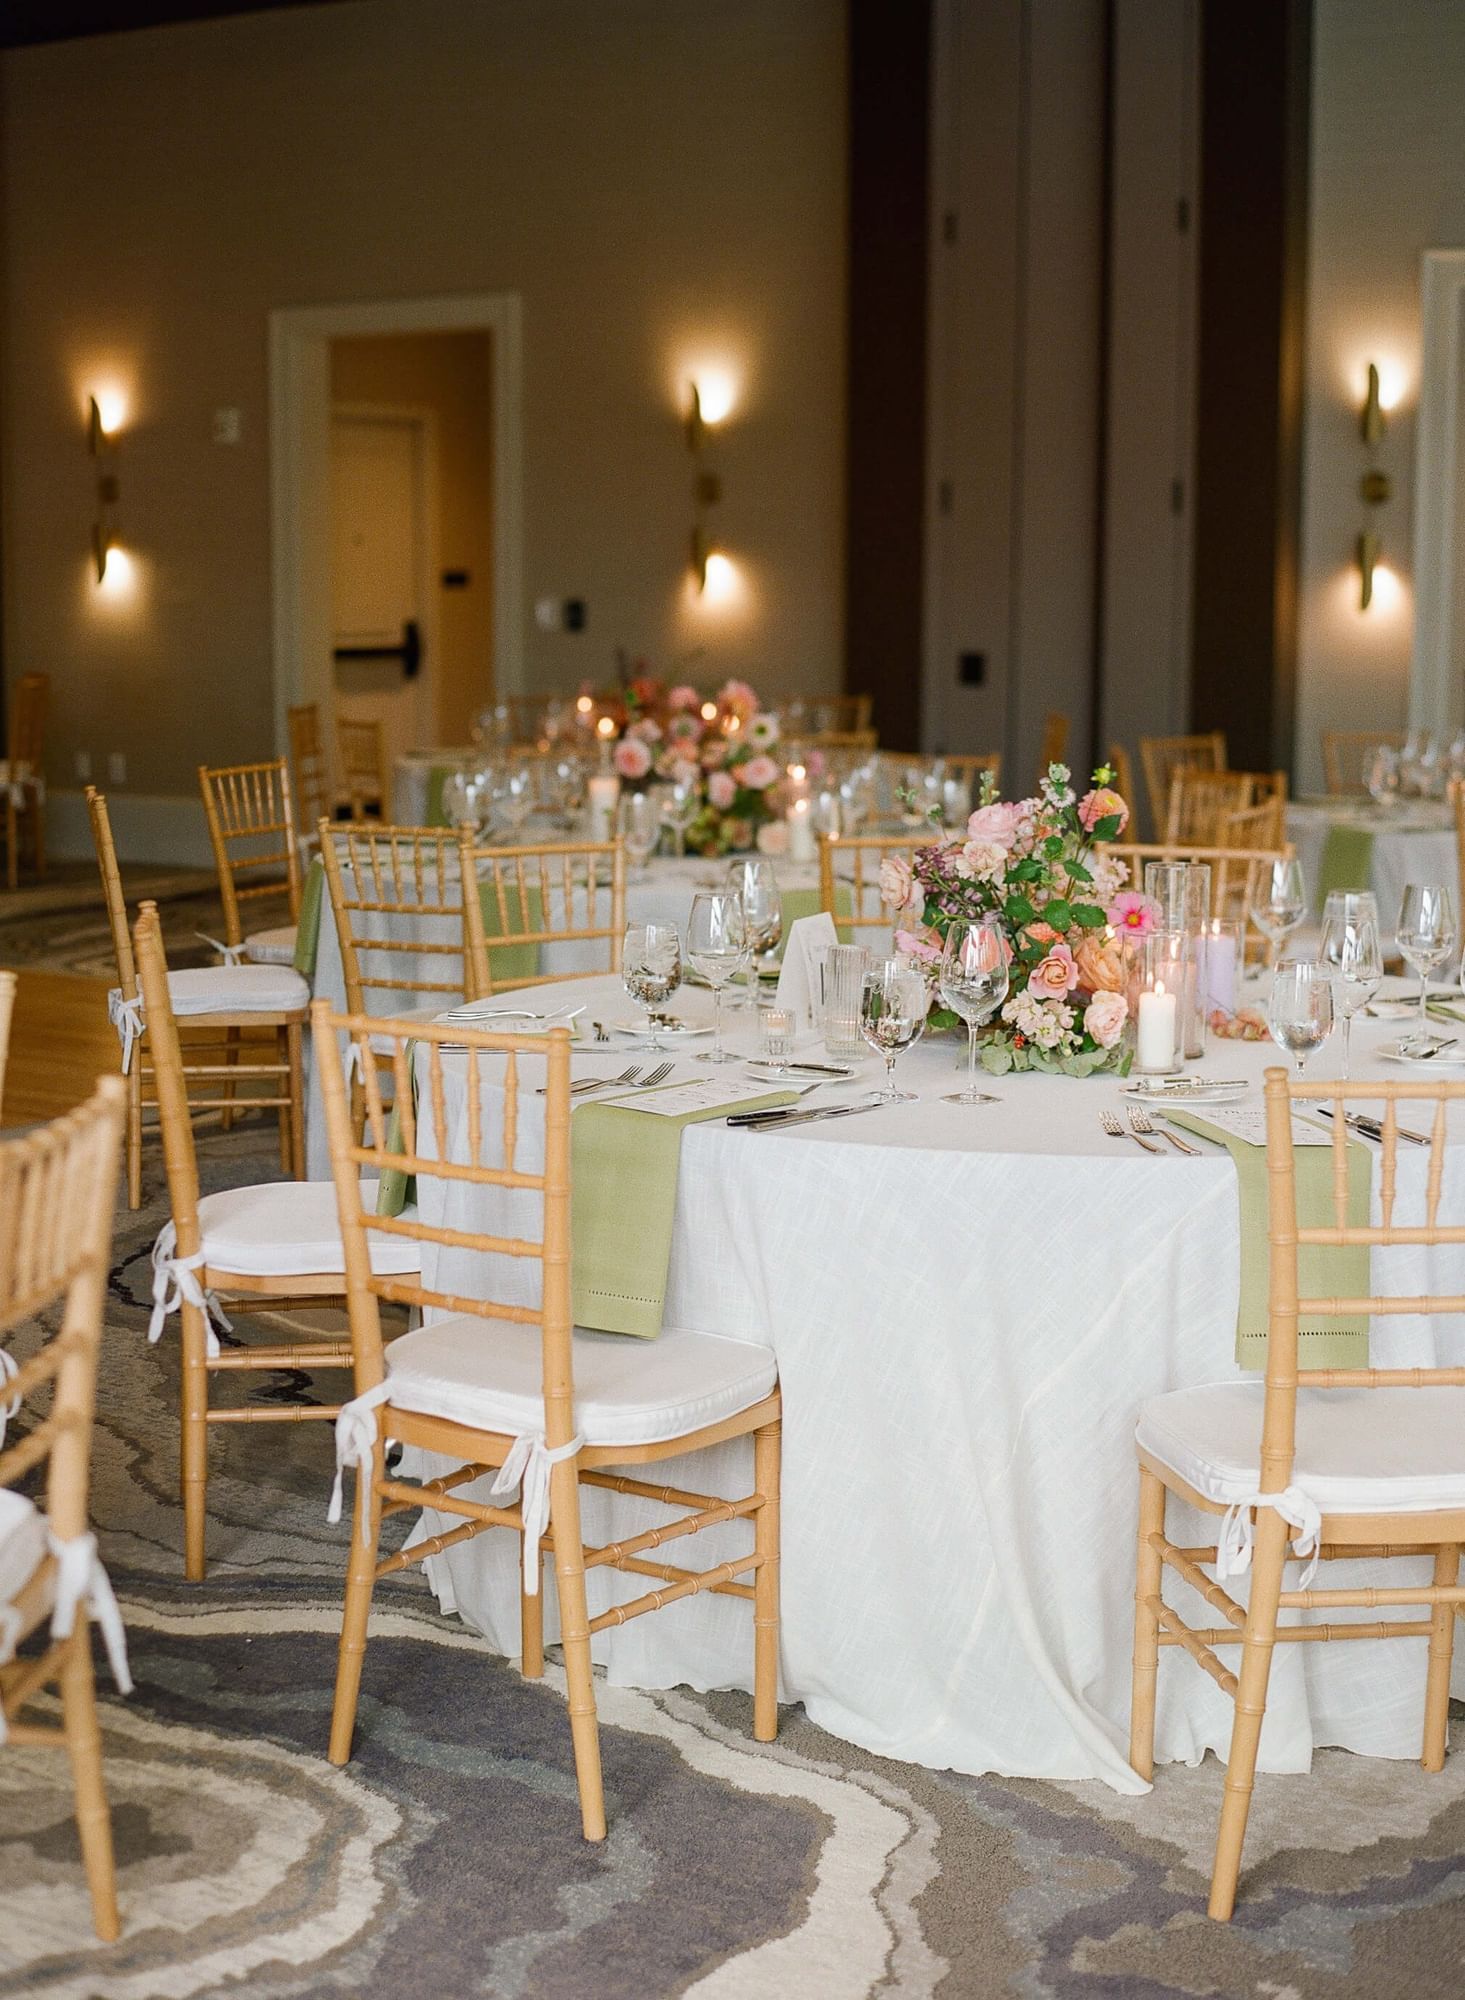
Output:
859,956,929,1102
441,765,491,835
1248,857,1306,968
687,890,748,1064
1267,960,1334,1080
549,755,585,833
725,857,783,1006
1397,883,1457,1048
619,792,659,878
622,922,682,1049
1365,744,1401,806
494,762,535,840
660,772,700,858
1319,911,1382,1079
937,917,1009,1105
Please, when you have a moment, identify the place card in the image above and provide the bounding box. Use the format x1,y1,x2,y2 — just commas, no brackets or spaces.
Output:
776,911,840,1031
602,1076,788,1119
1177,1104,1331,1148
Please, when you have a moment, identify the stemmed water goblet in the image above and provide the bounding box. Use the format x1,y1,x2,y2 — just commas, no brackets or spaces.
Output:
1267,960,1334,1081
1396,883,1457,1050
1248,857,1307,969
937,916,1010,1104
494,762,535,841
660,773,700,858
725,857,783,1007
619,793,659,879
622,922,682,1050
1319,910,1382,1079
859,956,929,1102
687,890,748,1064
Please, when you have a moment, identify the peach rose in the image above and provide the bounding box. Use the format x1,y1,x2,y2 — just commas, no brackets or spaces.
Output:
1074,934,1127,994
1029,943,1079,999
1084,989,1128,1048
1078,786,1128,834
879,854,922,912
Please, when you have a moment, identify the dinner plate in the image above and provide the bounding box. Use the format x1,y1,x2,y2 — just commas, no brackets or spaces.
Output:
1122,1079,1250,1105
604,1017,713,1040
1378,1041,1465,1071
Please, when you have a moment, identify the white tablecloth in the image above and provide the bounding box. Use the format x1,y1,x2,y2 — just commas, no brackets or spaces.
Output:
1288,800,1458,929
387,971,1465,1788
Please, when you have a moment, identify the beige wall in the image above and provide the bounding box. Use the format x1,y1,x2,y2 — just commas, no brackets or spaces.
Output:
330,329,494,744
1296,0,1465,792
0,0,846,838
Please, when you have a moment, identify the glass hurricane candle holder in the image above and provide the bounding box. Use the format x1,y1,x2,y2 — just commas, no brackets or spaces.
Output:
1196,918,1243,1037
1133,929,1188,1075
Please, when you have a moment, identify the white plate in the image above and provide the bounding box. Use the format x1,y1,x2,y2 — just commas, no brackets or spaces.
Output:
1122,1080,1250,1105
604,1017,713,1040
1378,1041,1465,1071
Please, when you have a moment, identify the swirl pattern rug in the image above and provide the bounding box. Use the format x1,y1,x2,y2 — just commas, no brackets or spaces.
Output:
3,1125,1464,1998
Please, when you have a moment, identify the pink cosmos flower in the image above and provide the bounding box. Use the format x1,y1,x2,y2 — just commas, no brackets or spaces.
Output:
1084,989,1128,1048
1078,786,1128,835
613,738,652,781
966,800,1022,849
1107,890,1161,935
707,769,737,810
735,754,780,791
667,684,701,712
1029,942,1079,999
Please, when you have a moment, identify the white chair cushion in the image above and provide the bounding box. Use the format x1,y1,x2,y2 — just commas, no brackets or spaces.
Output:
244,925,299,966
0,1487,48,1620
1137,1383,1465,1517
110,965,309,1021
380,1315,777,1448
197,1181,420,1277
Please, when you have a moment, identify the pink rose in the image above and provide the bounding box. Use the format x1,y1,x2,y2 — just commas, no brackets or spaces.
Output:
718,678,759,719
1028,942,1079,999
1084,989,1128,1048
629,717,662,744
1078,786,1128,835
668,713,701,743
1107,890,1160,935
701,738,729,769
707,769,736,810
954,839,1006,883
966,800,1021,849
667,684,701,711
613,738,652,781
894,926,943,966
735,754,780,790
879,854,922,912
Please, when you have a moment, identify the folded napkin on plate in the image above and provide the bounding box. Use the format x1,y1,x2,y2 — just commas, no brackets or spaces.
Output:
1165,1109,1371,1371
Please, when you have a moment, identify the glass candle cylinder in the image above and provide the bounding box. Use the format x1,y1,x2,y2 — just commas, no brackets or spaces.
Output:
1133,929,1188,1075
1145,862,1211,1057
1196,918,1243,1034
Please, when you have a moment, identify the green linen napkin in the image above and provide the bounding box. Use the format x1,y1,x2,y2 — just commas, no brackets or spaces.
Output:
1316,824,1375,906
1165,1109,1371,1371
781,884,854,945
294,858,325,978
425,764,454,828
475,879,545,988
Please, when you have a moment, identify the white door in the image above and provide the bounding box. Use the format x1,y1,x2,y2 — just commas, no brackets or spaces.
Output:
330,409,435,771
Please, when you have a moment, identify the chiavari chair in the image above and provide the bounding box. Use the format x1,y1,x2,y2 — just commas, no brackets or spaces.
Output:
941,751,1002,795
1139,730,1227,837
198,757,302,965
319,821,468,1025
0,968,14,1120
314,1004,782,1839
0,1075,130,1938
807,727,879,754
133,905,418,1581
336,714,389,821
0,671,47,889
288,701,335,842
1037,710,1069,782
818,831,929,945
1453,778,1465,900
802,693,873,735
459,833,626,998
1131,1066,1465,1918
1163,769,1255,846
1108,743,1137,816
86,788,308,1205
1103,830,1293,947
1323,727,1404,797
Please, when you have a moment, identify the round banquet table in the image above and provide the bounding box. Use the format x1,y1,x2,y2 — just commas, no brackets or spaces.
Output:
385,970,1465,1789
1287,798,1458,934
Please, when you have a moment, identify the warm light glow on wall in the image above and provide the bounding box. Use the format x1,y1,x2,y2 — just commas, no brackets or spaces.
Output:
689,367,737,429
88,386,129,437
1336,559,1405,622
1364,559,1403,616
1341,349,1410,416
692,551,743,609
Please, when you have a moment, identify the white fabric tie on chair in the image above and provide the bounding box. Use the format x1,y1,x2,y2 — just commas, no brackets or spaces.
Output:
327,1379,395,1541
0,1347,19,1451
148,1222,233,1360
195,932,247,967
47,1530,133,1697
1216,1486,1323,1592
108,991,145,1074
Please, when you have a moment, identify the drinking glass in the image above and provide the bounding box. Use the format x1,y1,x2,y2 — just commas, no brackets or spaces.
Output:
622,922,682,1048
619,792,659,878
1248,857,1307,968
1319,911,1382,1079
838,767,873,831
1365,744,1401,806
941,776,972,828
660,773,700,858
859,956,929,1102
687,890,748,1063
495,762,535,839
441,764,492,835
549,755,585,832
816,941,868,1058
937,916,1009,1105
725,857,783,1005
1396,882,1457,1043
1267,960,1334,1080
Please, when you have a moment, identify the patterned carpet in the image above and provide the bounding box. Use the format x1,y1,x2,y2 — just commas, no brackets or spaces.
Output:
0,866,292,976
3,1130,1465,1997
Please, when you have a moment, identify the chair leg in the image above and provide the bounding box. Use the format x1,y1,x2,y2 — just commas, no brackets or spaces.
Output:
753,1414,781,1742
58,1626,120,1942
329,1441,385,1765
29,788,45,880
126,1062,143,1211
1209,1507,1289,1921
179,1300,210,1583
1423,1543,1460,1772
4,793,16,892
1129,1464,1167,1779
285,1021,305,1180
220,1025,242,1134
548,1458,606,1840
521,1537,545,1678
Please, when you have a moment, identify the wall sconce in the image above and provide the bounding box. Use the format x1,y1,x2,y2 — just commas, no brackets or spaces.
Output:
1355,363,1392,610
684,377,728,594
88,393,121,583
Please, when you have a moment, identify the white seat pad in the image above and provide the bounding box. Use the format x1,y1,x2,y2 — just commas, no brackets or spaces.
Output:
198,1181,420,1277
1137,1382,1465,1517
381,1315,777,1448
110,964,309,1019
0,1488,48,1621
244,925,299,966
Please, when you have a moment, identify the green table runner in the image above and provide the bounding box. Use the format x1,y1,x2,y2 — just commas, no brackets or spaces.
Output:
1316,823,1375,906
1167,1110,1371,1371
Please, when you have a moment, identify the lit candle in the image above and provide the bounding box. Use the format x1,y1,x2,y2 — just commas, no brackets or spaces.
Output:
587,772,621,843
1201,917,1237,1015
786,795,817,863
1136,978,1178,1073
700,700,718,723
596,714,616,769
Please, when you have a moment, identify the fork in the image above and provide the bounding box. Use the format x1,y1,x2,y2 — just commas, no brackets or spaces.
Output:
1128,1105,1200,1155
615,1060,674,1091
1101,1108,1164,1155
541,1064,642,1098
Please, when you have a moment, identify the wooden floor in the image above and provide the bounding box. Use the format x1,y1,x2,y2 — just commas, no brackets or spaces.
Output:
2,969,117,1126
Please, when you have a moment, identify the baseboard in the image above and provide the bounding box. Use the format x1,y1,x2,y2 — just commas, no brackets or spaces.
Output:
46,789,216,868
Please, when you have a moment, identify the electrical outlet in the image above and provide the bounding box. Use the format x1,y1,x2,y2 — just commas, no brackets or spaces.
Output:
74,750,92,782
107,752,127,785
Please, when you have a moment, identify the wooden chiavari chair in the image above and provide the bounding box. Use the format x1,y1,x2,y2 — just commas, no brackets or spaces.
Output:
133,905,418,1581
460,833,626,998
1104,832,1293,948
314,1004,783,1839
0,968,14,1121
1323,727,1404,797
336,715,389,822
198,757,302,965
802,693,873,734
288,701,335,841
818,831,929,946
941,751,1002,795
319,822,468,1030
1132,1066,1465,1918
0,1075,129,1938
1139,730,1227,837
0,671,48,889
1163,769,1255,846
86,788,309,1205
807,727,879,754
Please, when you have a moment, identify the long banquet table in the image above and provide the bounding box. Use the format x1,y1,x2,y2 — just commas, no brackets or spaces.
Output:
386,970,1465,1790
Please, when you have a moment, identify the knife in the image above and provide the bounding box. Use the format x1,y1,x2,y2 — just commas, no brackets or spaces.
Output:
745,1059,856,1078
727,1095,885,1132
1315,1104,1430,1146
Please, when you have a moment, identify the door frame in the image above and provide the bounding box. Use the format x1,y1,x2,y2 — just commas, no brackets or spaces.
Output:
268,290,523,759
1411,248,1465,734
329,399,441,755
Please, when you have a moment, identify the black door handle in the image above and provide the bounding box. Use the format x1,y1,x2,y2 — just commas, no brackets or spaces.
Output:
333,618,422,679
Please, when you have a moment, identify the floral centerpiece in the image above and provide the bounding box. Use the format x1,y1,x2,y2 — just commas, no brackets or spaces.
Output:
591,670,787,856
880,763,1159,1078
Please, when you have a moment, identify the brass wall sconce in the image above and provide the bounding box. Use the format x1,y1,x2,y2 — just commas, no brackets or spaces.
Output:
685,380,725,594
1356,363,1392,609
88,393,121,583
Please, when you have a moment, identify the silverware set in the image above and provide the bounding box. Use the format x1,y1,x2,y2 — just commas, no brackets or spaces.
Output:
726,1092,886,1133
1314,1104,1430,1146
540,1061,674,1098
1100,1108,1201,1156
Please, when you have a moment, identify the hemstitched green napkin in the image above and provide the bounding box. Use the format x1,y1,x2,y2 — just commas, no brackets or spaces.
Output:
1165,1110,1371,1371
294,859,325,978
1316,823,1375,906
475,879,544,988
425,764,453,828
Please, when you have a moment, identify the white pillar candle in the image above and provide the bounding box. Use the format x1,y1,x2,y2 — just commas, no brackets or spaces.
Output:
786,796,817,863
587,773,621,844
1201,920,1237,1015
1136,980,1178,1071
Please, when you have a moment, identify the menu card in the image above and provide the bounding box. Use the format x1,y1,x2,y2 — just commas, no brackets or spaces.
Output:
600,1077,787,1119
1175,1104,1331,1148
